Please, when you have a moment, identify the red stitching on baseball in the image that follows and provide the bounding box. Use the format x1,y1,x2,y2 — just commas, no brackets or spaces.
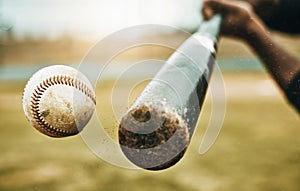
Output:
30,75,96,136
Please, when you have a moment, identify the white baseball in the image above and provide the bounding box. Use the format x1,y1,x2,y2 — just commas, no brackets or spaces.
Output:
22,65,96,138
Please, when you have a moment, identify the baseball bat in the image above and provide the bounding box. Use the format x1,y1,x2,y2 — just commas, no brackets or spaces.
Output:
119,15,222,170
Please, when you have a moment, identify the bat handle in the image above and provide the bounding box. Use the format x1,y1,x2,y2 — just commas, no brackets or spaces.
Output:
197,14,222,41
193,14,222,56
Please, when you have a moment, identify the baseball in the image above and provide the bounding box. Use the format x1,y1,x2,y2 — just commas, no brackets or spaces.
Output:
22,65,96,138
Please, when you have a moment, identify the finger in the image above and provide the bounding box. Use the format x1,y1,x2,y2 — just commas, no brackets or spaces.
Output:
202,5,214,20
202,0,252,18
202,0,228,20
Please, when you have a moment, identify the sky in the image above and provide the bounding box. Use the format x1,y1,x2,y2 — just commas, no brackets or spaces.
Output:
0,0,203,41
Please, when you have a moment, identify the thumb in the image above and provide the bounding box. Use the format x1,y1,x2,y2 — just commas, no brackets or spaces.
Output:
202,0,250,17
202,7,214,20
202,0,227,20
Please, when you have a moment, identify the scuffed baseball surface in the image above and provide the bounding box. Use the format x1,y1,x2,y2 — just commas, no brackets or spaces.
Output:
22,65,96,138
119,103,189,170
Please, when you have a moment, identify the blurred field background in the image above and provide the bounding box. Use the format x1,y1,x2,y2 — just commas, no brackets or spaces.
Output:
1,0,300,191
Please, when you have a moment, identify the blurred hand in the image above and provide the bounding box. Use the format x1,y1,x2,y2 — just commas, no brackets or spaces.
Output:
240,0,280,20
202,0,266,41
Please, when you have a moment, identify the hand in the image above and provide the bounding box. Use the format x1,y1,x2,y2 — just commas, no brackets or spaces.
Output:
202,0,266,41
203,0,300,109
240,0,280,20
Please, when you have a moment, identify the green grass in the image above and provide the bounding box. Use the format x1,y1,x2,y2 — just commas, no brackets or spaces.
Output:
0,74,299,191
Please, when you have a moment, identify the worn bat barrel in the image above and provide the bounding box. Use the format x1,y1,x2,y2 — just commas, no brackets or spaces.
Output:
119,15,222,170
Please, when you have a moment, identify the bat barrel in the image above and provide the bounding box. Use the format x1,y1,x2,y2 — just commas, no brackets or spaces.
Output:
119,15,222,170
